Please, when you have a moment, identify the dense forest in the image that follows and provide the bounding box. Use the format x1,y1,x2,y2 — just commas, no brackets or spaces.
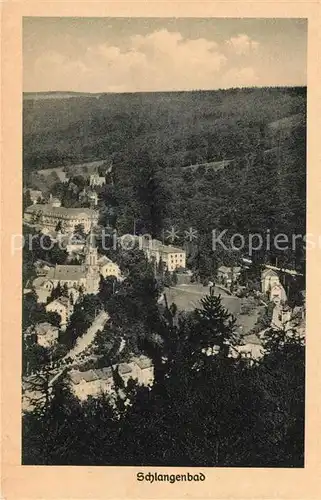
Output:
24,87,306,171
22,87,306,466
24,87,306,274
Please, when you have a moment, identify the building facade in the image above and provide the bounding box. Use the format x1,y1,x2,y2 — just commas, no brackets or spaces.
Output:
45,296,73,330
139,238,186,272
32,239,110,300
98,255,121,279
89,174,106,187
217,266,241,286
261,268,280,294
270,283,287,305
69,356,154,401
24,204,99,234
25,322,59,348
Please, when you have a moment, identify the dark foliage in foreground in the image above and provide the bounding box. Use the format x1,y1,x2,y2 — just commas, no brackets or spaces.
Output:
22,293,304,467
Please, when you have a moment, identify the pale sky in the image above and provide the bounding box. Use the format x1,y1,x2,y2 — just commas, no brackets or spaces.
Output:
23,18,307,93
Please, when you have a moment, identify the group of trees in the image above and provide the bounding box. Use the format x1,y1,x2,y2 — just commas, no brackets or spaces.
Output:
22,87,306,466
59,293,102,349
23,87,306,172
23,290,60,331
22,286,305,467
23,228,68,282
23,87,306,281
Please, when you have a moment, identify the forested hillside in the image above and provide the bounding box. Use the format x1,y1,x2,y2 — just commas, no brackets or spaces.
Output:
22,87,306,466
23,87,306,171
24,87,306,272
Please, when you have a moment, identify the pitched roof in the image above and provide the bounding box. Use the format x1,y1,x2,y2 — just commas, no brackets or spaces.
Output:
159,245,185,254
97,255,113,266
69,371,83,385
217,266,241,273
25,204,98,219
47,265,86,281
132,355,153,370
81,369,99,382
241,334,262,346
34,259,55,267
70,367,113,385
46,296,71,309
32,276,51,288
28,189,43,199
118,363,133,375
270,282,285,291
95,367,113,380
261,268,278,278
59,234,86,246
27,322,58,336
218,266,230,273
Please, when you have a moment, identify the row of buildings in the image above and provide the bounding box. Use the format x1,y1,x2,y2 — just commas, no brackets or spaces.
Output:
29,239,121,330
69,355,154,401
216,265,288,305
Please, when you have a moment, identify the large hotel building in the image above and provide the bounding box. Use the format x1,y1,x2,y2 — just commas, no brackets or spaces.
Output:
24,204,99,234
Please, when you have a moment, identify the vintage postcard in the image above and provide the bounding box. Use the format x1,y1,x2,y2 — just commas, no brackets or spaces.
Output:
1,1,321,499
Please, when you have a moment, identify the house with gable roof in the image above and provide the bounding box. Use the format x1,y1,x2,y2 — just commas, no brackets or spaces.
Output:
261,268,280,294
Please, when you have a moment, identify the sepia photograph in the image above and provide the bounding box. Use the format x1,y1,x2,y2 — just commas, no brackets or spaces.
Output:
21,16,307,468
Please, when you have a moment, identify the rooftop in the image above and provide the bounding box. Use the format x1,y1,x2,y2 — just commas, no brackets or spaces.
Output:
47,296,71,309
118,363,133,375
158,245,185,254
261,268,279,278
218,266,241,273
97,255,113,266
59,234,86,246
241,334,262,346
26,322,58,336
95,367,113,380
28,189,43,197
25,204,98,219
47,264,86,281
69,357,154,387
132,355,153,370
32,276,51,288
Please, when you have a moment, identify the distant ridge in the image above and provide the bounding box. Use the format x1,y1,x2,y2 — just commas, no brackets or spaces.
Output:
23,86,307,101
23,91,101,100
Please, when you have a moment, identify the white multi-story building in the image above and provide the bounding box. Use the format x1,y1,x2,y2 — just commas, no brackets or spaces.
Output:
24,204,99,234
139,237,186,272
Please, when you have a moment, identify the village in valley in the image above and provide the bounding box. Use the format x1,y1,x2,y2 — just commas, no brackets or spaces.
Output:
19,16,307,467
22,161,306,410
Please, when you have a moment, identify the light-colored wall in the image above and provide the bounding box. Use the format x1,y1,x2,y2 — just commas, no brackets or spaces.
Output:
70,362,154,401
24,210,98,234
72,378,113,401
271,306,292,331
46,301,72,328
144,247,186,272
165,252,186,272
261,275,280,294
235,343,264,360
37,330,59,348
100,263,121,279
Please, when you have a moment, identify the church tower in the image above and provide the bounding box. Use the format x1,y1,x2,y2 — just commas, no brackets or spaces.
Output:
84,231,100,294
